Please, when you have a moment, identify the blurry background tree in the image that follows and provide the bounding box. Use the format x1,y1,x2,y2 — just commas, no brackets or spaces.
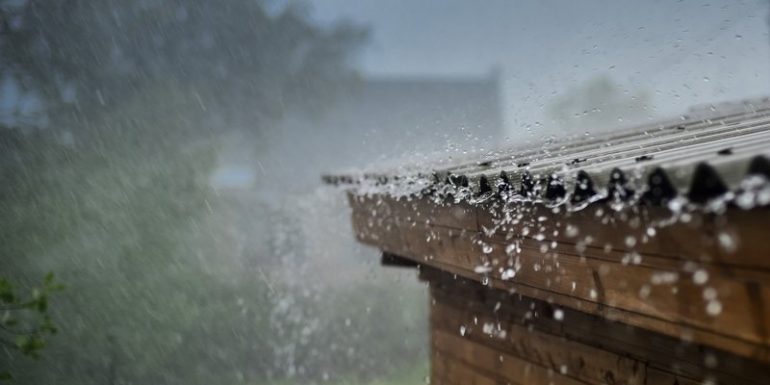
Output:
546,75,651,133
0,1,428,385
0,274,62,383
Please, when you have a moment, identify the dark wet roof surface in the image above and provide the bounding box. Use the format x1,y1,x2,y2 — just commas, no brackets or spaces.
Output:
324,98,770,209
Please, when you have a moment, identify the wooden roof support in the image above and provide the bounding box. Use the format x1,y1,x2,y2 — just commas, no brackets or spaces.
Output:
425,267,770,385
348,192,770,363
381,252,420,268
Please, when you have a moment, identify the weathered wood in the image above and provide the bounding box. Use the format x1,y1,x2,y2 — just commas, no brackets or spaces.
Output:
434,272,770,385
477,203,770,271
432,348,501,385
434,329,584,385
352,194,770,271
432,304,647,385
644,368,703,385
349,193,770,360
426,255,770,361
427,268,770,385
381,252,419,268
419,223,770,357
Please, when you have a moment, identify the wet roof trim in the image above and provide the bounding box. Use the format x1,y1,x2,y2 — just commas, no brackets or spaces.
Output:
324,100,770,210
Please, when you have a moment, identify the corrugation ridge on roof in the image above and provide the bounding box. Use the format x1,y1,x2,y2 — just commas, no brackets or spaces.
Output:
457,112,770,180
323,102,770,209
443,105,770,175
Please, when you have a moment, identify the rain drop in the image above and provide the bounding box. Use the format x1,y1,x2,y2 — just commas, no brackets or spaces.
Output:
706,300,722,316
565,224,579,238
693,269,709,285
501,269,516,280
717,232,737,253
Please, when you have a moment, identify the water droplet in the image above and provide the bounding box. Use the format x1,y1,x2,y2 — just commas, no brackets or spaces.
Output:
668,198,684,213
501,268,516,280
704,353,718,368
553,309,564,321
639,284,651,299
718,232,737,253
646,227,656,237
565,224,579,238
651,271,679,285
693,269,709,285
505,243,519,255
706,300,722,316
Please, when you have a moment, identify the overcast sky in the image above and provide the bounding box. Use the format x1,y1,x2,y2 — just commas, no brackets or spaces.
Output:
310,0,770,136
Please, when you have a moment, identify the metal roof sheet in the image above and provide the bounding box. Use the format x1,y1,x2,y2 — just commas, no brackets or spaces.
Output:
324,98,770,210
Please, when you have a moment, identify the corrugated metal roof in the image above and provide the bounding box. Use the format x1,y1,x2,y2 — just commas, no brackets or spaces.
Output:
324,98,770,210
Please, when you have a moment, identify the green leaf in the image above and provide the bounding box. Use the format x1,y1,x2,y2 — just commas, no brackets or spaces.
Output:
41,317,57,334
0,279,14,304
35,295,48,313
16,335,45,358
0,370,12,381
15,335,29,350
49,283,65,292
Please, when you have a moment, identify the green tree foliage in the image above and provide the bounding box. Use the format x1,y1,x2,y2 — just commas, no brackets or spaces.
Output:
0,1,367,384
0,274,63,382
0,0,365,130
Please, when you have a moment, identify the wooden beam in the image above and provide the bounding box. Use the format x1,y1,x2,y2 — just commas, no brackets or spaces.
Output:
427,268,770,385
347,192,770,361
380,252,420,268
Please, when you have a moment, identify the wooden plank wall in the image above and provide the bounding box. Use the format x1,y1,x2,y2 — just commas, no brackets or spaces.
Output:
424,267,770,385
347,193,770,363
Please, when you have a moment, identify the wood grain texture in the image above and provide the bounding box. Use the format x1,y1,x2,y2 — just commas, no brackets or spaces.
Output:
347,192,770,361
426,269,770,385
